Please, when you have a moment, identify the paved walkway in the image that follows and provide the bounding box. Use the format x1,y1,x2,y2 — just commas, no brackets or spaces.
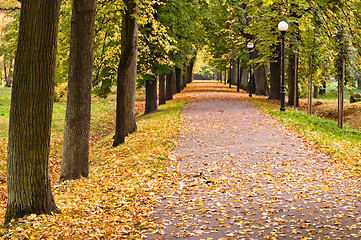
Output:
146,82,361,239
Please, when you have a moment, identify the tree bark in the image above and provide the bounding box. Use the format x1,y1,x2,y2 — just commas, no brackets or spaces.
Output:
175,67,181,93
254,51,268,96
240,68,248,90
269,42,281,100
171,70,177,95
5,0,61,224
186,59,195,84
287,51,299,106
313,86,319,99
113,0,138,148
158,74,166,105
165,71,174,101
145,78,157,114
60,0,97,181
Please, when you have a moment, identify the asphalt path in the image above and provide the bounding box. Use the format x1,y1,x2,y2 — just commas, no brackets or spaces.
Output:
146,81,361,240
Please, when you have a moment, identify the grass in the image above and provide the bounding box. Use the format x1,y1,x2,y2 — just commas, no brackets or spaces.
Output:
251,97,361,173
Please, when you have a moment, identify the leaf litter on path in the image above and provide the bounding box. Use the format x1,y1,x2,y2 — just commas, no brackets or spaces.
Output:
146,81,361,239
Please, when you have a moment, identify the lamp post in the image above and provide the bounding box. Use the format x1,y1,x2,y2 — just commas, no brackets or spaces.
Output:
278,21,288,111
247,42,254,97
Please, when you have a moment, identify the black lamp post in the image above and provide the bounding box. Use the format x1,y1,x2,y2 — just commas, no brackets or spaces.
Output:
278,21,288,111
247,42,254,97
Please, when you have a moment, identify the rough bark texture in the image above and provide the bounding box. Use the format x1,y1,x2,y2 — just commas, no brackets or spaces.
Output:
113,0,138,147
60,0,97,181
175,67,182,93
269,42,281,100
165,71,174,101
145,79,157,114
254,50,268,96
5,0,61,223
171,70,177,95
158,75,166,105
287,52,299,106
231,60,237,85
240,68,248,90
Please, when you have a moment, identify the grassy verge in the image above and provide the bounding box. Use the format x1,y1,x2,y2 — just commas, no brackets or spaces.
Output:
251,97,361,173
0,99,187,238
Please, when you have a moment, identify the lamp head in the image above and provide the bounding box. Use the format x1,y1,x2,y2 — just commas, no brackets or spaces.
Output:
247,43,254,49
278,21,288,32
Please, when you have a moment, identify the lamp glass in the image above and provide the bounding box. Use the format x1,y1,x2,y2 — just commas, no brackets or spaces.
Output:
247,43,254,49
278,21,288,32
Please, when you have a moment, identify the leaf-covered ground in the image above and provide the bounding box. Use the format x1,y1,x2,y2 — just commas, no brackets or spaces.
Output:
1,81,361,239
146,81,361,239
0,96,188,238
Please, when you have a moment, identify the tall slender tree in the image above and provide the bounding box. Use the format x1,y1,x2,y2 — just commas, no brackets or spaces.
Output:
5,0,61,223
60,0,97,181
113,0,138,147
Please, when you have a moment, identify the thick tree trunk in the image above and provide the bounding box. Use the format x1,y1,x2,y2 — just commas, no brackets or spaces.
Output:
113,0,138,147
269,42,281,100
171,70,177,95
231,60,237,85
175,67,181,93
145,79,157,114
60,0,97,181
287,52,299,106
158,75,166,105
313,86,319,99
240,68,248,90
165,71,174,101
253,56,268,96
5,0,61,224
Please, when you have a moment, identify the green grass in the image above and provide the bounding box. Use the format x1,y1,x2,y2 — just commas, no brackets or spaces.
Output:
251,97,361,172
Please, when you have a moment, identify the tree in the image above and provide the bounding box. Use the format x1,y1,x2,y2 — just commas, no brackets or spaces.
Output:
60,0,97,181
159,75,166,105
113,0,138,147
5,0,61,223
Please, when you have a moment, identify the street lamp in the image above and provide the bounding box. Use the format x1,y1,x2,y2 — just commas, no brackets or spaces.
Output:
278,21,288,111
247,42,254,97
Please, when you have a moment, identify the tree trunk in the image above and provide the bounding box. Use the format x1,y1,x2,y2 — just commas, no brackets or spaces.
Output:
231,60,237,85
269,42,281,100
4,60,8,86
145,79,157,114
113,0,138,148
175,67,181,93
253,50,268,96
5,0,61,224
313,86,319,99
60,0,97,182
171,70,177,95
165,71,174,101
187,55,196,84
287,51,299,106
240,68,248,90
158,74,166,105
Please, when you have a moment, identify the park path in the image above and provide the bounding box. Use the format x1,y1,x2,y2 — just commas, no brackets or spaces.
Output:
146,81,361,240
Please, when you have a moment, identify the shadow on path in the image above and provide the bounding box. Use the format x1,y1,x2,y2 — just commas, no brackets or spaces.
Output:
146,81,361,239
